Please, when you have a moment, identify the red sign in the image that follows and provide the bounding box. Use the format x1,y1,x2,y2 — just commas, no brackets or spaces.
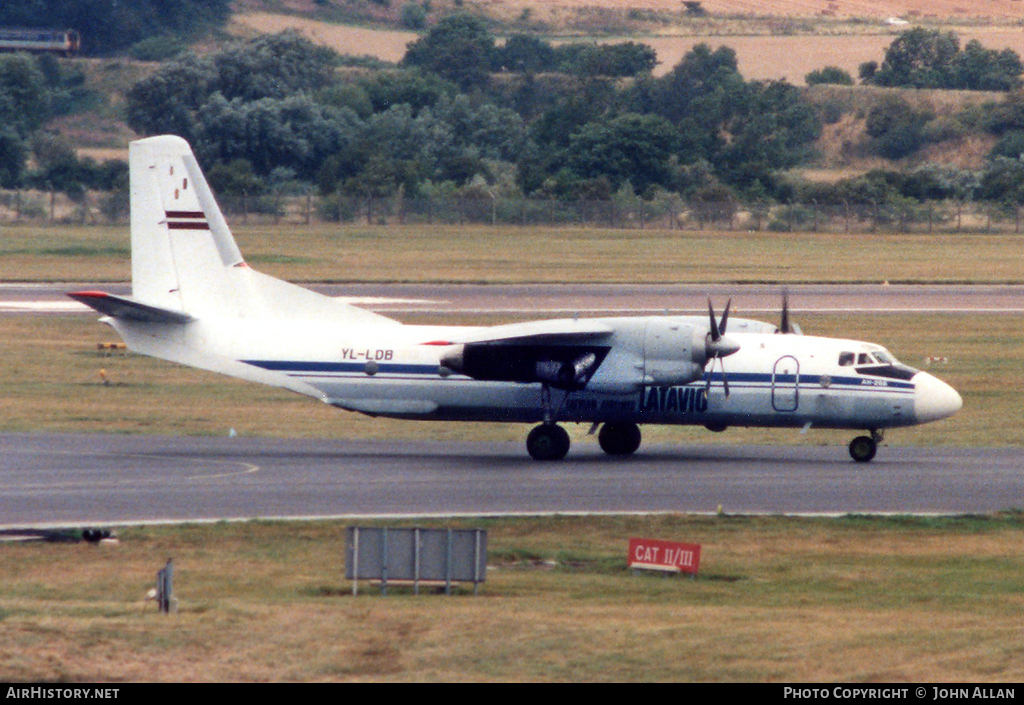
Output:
628,537,701,575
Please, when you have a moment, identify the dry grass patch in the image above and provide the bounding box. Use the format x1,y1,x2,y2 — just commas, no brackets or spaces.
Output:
2,515,1024,681
4,223,1022,284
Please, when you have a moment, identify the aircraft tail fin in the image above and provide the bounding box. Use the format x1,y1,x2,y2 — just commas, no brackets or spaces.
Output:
127,135,395,325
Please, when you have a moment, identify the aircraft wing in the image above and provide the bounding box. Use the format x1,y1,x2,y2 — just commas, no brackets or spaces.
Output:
436,318,615,390
439,318,614,346
68,290,193,325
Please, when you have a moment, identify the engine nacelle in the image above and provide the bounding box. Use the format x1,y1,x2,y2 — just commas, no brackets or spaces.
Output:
643,319,706,387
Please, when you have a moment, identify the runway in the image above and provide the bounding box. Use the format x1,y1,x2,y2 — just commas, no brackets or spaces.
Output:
3,283,1020,529
1,433,1020,529
4,282,1024,316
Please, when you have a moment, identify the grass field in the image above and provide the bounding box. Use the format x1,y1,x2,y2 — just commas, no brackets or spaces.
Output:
2,514,1024,681
2,223,1023,284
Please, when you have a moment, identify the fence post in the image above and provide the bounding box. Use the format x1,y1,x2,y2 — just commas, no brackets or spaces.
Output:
156,558,173,614
381,527,389,596
445,529,453,596
473,530,482,596
352,527,359,597
413,528,421,596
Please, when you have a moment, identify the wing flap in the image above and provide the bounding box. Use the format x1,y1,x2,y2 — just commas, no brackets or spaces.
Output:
68,291,193,325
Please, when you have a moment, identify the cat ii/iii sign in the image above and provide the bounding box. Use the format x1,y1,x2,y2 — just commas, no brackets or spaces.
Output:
628,538,702,576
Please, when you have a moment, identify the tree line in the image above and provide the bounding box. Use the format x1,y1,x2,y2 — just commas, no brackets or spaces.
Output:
1,12,1023,214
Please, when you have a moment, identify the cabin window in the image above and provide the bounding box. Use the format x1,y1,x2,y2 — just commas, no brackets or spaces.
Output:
838,352,854,366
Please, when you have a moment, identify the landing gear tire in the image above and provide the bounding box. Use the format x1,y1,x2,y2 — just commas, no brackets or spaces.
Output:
527,424,570,461
598,422,642,456
849,435,877,463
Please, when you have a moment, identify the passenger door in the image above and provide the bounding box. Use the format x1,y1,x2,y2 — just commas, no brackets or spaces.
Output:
772,355,799,412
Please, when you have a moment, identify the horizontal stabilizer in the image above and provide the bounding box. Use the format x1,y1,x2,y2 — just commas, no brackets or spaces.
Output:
68,291,192,325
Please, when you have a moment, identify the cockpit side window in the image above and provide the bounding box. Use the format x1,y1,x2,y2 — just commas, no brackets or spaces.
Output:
838,352,854,366
857,353,871,365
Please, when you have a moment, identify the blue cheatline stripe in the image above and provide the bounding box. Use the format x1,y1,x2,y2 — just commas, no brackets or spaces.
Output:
242,359,437,375
241,360,916,391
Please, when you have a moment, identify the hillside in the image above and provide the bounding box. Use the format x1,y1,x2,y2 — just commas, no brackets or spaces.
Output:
17,3,1023,188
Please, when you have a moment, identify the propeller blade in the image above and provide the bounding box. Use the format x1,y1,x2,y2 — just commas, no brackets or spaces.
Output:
720,358,730,398
707,298,720,341
780,290,790,334
780,289,794,334
720,298,732,336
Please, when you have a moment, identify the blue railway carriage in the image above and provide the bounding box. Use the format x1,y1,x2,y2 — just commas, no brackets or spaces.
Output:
0,28,80,56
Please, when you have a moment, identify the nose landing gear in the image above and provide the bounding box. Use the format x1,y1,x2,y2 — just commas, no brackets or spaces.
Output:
849,429,883,463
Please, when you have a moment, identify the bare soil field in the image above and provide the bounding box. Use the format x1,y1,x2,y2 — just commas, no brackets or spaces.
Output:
232,12,1024,82
475,0,1024,22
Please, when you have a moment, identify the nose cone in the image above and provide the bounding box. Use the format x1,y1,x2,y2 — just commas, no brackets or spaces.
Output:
913,372,963,424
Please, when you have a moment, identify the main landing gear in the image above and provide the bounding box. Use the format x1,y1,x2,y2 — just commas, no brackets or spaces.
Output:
526,424,571,461
526,420,643,460
527,384,643,460
849,429,883,463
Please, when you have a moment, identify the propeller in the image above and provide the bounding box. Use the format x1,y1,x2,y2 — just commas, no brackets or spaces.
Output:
777,289,803,335
780,289,792,334
705,298,740,398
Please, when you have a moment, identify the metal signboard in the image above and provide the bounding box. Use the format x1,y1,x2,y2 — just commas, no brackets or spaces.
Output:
628,537,701,575
346,527,487,595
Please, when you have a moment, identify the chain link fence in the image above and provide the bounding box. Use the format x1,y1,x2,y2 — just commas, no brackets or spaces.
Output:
2,189,1022,234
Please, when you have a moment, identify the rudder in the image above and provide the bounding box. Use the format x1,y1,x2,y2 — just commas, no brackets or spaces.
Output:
129,135,244,314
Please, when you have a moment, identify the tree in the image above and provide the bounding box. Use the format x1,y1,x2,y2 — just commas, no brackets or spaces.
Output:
554,42,659,78
865,95,934,160
718,80,821,188
805,66,855,86
360,71,457,115
211,31,338,102
979,157,1024,204
125,55,216,139
497,34,556,74
869,28,1022,91
0,128,26,187
401,13,496,90
565,113,679,193
643,44,745,126
193,94,363,180
952,40,1023,92
0,54,48,137
872,28,961,89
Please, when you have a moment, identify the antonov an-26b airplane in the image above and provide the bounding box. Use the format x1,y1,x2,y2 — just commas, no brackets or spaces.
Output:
71,136,963,462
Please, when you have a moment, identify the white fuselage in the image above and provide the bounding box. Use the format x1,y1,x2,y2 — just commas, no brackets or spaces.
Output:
113,313,959,432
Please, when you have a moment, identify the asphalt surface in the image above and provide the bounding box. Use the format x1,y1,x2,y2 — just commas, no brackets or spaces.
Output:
4,282,1024,315
1,433,1020,529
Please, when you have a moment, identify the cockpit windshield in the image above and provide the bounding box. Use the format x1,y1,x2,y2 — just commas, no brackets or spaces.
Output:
838,348,905,369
